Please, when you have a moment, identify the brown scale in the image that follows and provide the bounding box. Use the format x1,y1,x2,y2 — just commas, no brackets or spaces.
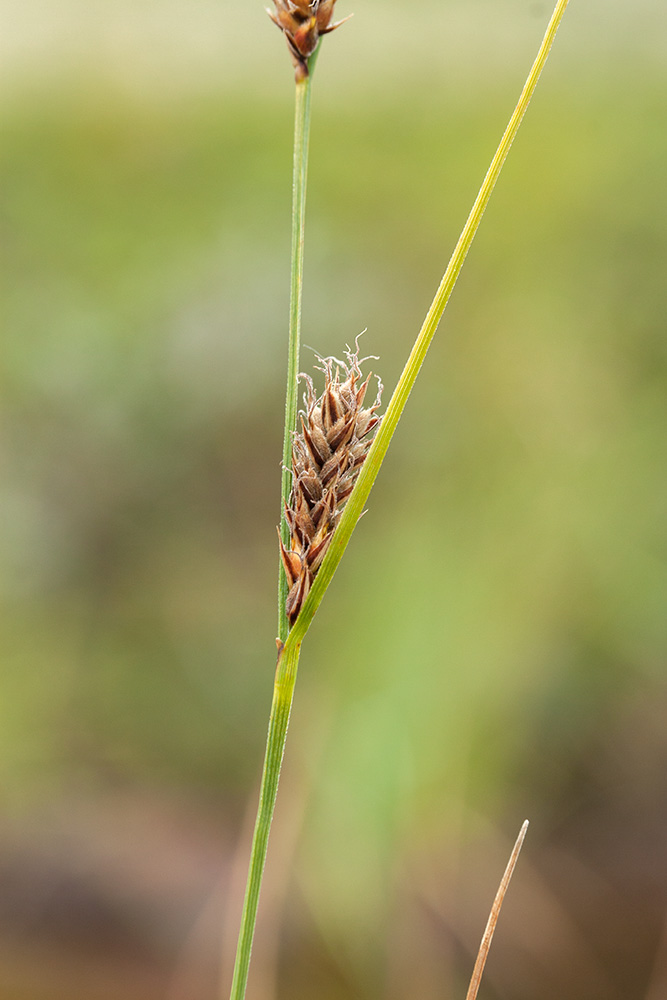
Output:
279,348,382,626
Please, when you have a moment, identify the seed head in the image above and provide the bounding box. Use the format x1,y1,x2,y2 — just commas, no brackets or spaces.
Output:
279,342,382,626
267,1,351,81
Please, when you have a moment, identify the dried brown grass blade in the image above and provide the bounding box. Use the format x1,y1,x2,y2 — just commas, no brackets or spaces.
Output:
644,908,667,1000
465,820,529,1000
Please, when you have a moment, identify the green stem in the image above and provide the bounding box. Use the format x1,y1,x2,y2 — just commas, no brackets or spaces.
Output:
286,0,571,652
230,48,320,1000
228,640,302,1000
278,65,316,644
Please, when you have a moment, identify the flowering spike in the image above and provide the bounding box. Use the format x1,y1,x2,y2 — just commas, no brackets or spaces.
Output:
267,1,349,81
280,345,382,626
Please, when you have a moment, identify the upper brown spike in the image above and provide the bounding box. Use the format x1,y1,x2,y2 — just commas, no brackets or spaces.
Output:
267,0,349,81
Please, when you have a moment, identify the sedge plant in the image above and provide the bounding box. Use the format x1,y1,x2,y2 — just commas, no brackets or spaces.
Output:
228,2,572,998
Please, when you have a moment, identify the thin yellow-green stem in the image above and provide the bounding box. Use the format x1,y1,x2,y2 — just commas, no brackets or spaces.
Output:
286,0,571,653
228,640,302,1000
278,64,316,644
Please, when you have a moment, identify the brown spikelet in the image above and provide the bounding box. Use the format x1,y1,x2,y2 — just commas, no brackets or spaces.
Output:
267,0,352,81
279,342,382,626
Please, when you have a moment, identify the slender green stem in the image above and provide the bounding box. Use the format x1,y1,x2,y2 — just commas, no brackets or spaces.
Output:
285,0,571,652
278,64,316,644
228,640,302,1000
229,49,320,1000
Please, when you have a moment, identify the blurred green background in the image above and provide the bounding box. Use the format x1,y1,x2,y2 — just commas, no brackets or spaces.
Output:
2,1,666,998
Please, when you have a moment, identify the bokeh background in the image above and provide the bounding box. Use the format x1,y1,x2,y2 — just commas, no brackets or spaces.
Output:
2,1,666,998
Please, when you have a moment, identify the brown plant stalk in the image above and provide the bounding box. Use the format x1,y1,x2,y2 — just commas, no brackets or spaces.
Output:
465,821,529,1000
